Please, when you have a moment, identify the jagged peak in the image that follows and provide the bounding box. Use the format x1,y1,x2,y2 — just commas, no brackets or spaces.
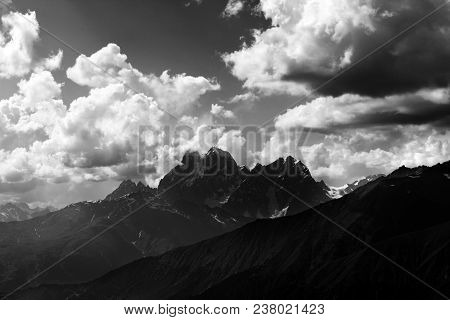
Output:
206,147,233,159
105,179,153,201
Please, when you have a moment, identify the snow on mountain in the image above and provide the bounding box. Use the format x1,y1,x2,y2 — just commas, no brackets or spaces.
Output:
326,174,385,199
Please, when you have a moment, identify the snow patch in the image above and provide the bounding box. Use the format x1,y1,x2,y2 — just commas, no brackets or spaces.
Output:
271,206,289,219
212,214,225,225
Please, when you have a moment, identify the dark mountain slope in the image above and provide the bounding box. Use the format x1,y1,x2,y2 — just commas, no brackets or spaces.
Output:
16,160,450,299
0,189,247,295
223,156,329,218
1,148,332,297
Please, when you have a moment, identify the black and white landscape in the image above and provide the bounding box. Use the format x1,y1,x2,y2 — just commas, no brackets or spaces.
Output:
0,149,449,299
0,0,449,300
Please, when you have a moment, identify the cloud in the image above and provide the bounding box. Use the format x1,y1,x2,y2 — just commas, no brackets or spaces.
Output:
0,70,65,151
274,89,450,131
228,91,259,104
185,0,203,7
254,124,450,185
67,43,220,116
217,129,246,162
0,11,62,78
0,0,13,14
223,0,450,96
37,50,64,72
222,0,245,17
211,103,236,119
300,126,450,185
0,11,39,78
0,74,237,201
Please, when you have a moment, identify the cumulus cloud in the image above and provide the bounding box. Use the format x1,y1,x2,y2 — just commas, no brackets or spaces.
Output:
223,0,450,96
0,11,39,78
0,15,226,201
0,11,63,78
0,70,65,151
275,89,450,130
253,124,450,185
0,74,239,201
0,75,166,188
300,126,450,185
211,103,236,119
67,43,220,116
37,50,64,72
217,129,246,161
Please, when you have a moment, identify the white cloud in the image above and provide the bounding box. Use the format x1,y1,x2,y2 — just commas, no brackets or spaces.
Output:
300,127,450,185
0,11,39,78
224,0,450,97
0,11,62,78
37,50,64,72
222,0,245,17
0,70,65,151
211,103,236,119
223,0,379,95
17,70,62,106
254,124,450,185
0,75,238,202
67,43,220,116
217,129,246,162
228,91,259,104
274,89,450,130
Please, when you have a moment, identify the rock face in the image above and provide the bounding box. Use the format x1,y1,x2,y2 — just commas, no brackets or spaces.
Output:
21,160,450,299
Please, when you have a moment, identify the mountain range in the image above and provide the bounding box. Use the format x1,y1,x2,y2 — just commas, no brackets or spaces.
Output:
325,174,385,199
15,159,450,299
2,148,449,299
0,148,328,295
0,202,54,223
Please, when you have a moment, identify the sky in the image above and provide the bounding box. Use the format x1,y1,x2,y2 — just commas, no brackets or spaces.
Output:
0,0,449,207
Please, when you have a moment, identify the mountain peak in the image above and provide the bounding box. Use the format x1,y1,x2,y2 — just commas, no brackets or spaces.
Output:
105,180,154,201
207,146,230,156
262,156,311,178
158,148,243,206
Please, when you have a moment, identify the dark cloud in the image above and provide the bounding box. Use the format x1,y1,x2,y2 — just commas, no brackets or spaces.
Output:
62,143,132,169
275,89,450,131
284,0,450,97
0,179,41,194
